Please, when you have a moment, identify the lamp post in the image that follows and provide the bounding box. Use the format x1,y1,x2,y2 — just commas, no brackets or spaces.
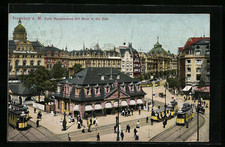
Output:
197,92,200,142
116,82,120,141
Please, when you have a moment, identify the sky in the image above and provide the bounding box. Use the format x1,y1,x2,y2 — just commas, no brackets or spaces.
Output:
8,13,210,54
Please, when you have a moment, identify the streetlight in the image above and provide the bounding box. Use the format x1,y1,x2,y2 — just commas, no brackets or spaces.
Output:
116,81,120,141
197,92,201,142
163,81,167,128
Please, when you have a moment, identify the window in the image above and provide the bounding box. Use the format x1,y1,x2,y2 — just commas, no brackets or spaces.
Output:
96,87,100,95
196,60,201,64
57,100,60,109
105,87,110,93
187,74,191,81
117,75,120,79
38,60,41,66
196,74,201,81
23,60,26,66
206,50,210,55
130,85,134,91
187,67,191,72
196,68,201,72
196,45,200,49
86,88,91,96
16,69,19,75
30,60,34,66
101,75,104,80
195,50,201,55
23,69,27,74
57,86,61,94
207,60,210,64
187,60,191,65
109,75,112,80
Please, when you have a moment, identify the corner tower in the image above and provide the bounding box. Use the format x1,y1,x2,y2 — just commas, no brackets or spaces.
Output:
13,19,27,41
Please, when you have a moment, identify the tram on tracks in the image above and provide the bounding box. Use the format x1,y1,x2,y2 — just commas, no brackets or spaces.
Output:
151,100,178,121
176,102,194,125
8,103,29,129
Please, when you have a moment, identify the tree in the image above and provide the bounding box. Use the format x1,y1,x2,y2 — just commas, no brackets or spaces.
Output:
51,61,67,83
73,63,83,75
21,66,51,102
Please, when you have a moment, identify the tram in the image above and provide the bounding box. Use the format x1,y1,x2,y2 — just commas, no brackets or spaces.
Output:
151,107,171,121
8,109,28,129
166,100,178,117
176,102,194,125
10,104,29,119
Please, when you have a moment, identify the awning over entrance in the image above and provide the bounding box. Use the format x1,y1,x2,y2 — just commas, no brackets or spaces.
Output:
121,101,128,106
182,86,192,91
137,99,143,104
94,104,102,110
85,105,93,111
113,101,118,107
73,105,79,111
129,100,136,105
105,103,112,109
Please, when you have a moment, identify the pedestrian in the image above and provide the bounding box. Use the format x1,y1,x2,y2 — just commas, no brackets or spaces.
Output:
93,117,96,125
163,120,166,128
125,109,127,117
131,108,133,115
114,124,117,133
34,108,36,113
135,131,139,140
128,109,130,116
116,116,118,123
68,115,71,123
88,124,91,132
146,116,148,123
68,134,71,141
136,120,140,128
126,124,130,133
134,128,137,137
151,117,153,126
87,118,89,127
139,109,141,115
81,125,85,133
77,115,79,123
97,133,100,141
122,110,125,116
80,118,83,126
36,119,39,127
78,121,81,129
121,130,124,140
95,118,98,126
90,118,92,125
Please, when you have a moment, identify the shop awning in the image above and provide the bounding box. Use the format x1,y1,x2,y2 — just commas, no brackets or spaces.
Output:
129,100,136,105
105,103,112,109
113,101,118,107
94,104,102,110
73,105,79,111
85,105,93,111
182,86,192,91
121,101,128,106
137,99,143,104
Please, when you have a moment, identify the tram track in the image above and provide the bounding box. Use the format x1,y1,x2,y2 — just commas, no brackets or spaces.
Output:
149,113,205,142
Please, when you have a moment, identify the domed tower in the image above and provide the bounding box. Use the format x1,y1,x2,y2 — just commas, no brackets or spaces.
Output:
150,37,166,54
13,19,27,41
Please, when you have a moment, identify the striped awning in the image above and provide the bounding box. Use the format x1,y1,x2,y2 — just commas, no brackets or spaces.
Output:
137,99,143,104
121,101,128,106
129,100,136,105
85,105,93,111
94,104,102,110
73,105,79,111
105,103,112,109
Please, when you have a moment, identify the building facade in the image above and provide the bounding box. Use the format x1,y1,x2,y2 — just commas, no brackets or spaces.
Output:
178,37,210,86
8,20,45,79
54,67,146,118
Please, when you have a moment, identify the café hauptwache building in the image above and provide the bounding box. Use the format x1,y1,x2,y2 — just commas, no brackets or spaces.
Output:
54,67,146,118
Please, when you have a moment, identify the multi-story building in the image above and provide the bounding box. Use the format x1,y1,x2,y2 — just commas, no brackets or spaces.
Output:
68,45,121,78
178,37,210,87
8,20,45,79
117,43,141,78
54,67,146,118
44,45,69,70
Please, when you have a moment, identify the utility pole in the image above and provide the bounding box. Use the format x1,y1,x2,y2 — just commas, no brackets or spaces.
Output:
197,93,200,142
116,82,120,141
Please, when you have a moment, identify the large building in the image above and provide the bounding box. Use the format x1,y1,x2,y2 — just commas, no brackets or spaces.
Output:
8,20,45,79
54,67,146,118
116,43,141,77
68,45,121,78
178,37,210,87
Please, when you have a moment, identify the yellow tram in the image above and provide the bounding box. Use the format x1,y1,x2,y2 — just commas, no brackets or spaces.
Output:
8,110,28,129
10,104,29,119
151,107,171,121
176,103,194,125
167,100,178,117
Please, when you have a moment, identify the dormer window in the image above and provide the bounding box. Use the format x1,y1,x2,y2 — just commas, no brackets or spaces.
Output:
75,88,80,96
129,83,134,92
136,84,141,92
101,75,104,80
57,86,61,94
109,75,113,80
96,87,100,95
117,75,120,79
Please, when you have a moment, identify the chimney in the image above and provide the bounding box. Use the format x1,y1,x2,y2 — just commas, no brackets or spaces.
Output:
123,42,126,45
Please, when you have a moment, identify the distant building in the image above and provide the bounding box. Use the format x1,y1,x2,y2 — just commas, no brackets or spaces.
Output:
178,37,210,87
68,45,121,78
54,67,146,118
117,43,141,77
8,20,45,79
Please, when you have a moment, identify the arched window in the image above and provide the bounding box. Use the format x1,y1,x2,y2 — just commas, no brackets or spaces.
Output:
38,60,41,66
30,60,34,66
187,67,191,72
15,60,19,66
205,50,210,55
23,60,26,66
195,50,201,55
196,68,201,72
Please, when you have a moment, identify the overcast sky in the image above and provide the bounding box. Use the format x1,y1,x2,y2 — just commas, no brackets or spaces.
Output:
8,13,210,54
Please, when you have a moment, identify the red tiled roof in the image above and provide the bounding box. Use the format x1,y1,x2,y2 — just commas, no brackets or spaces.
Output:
178,47,183,51
184,37,210,48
